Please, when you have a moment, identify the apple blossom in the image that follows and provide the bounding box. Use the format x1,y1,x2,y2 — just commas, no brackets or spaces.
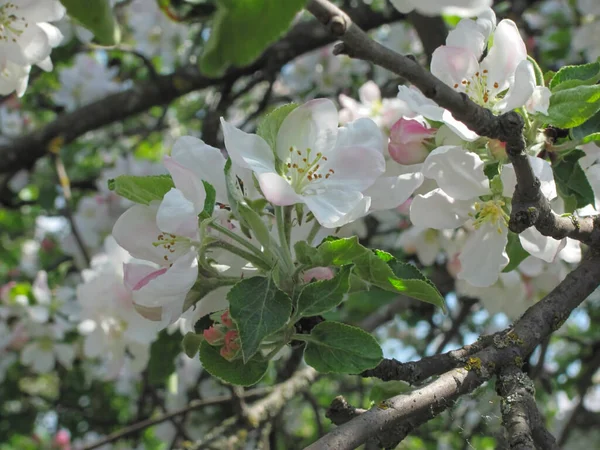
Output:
221,99,387,228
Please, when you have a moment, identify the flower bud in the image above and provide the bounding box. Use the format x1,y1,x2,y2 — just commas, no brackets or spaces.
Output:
220,310,234,329
388,117,434,165
220,330,241,360
203,325,225,346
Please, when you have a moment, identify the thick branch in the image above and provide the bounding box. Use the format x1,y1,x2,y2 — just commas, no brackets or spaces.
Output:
496,366,559,450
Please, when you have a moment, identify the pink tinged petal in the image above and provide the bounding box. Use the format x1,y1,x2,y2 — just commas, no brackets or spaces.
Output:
163,156,207,209
525,86,551,116
156,188,199,239
358,81,381,105
422,146,489,200
123,262,161,291
335,117,385,156
431,46,479,90
113,204,169,266
389,117,435,165
132,250,198,309
257,172,302,206
519,228,566,263
171,136,228,204
458,223,509,287
410,188,474,229
220,118,275,174
496,60,536,113
303,189,368,228
319,145,386,192
481,19,527,94
276,98,339,159
365,171,424,211
303,267,335,283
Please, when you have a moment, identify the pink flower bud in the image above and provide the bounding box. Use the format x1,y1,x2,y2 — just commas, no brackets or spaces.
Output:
302,267,335,283
203,326,225,346
220,330,240,360
53,430,71,448
221,310,234,329
488,139,507,160
388,117,435,165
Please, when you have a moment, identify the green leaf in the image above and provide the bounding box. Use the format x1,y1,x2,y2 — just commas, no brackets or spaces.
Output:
294,241,320,265
224,159,274,251
183,271,232,312
199,180,217,220
297,266,351,317
370,380,411,403
108,175,174,205
199,341,268,386
553,150,595,210
303,322,383,374
572,110,600,144
545,85,600,128
257,103,299,150
502,232,530,273
311,237,445,310
200,0,307,76
61,0,120,45
182,332,204,358
549,61,600,92
228,277,292,362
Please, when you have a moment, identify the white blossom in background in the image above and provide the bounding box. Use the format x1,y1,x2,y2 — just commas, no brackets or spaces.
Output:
390,0,492,17
573,0,600,62
52,53,122,111
0,0,65,95
126,0,189,71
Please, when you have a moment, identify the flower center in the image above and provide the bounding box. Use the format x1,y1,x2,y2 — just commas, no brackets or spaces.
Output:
470,199,509,233
283,146,334,193
153,232,188,263
452,69,500,109
0,3,27,43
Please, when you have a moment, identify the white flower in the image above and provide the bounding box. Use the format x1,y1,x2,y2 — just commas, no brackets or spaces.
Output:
52,53,122,111
221,99,387,228
0,0,65,95
410,147,560,286
399,9,545,141
0,60,29,96
390,0,492,17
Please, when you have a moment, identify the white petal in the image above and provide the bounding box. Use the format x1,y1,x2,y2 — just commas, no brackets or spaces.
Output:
496,60,536,113
431,46,479,89
303,189,368,228
441,110,480,141
257,172,302,206
335,117,385,156
389,0,414,13
422,146,489,200
276,98,339,159
221,118,275,174
501,156,556,200
156,188,199,239
458,223,508,287
397,86,444,122
358,81,381,105
365,171,424,211
519,228,565,263
558,238,582,264
163,155,207,210
410,188,473,229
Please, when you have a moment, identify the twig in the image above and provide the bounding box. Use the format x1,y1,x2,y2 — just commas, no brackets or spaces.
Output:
78,387,271,450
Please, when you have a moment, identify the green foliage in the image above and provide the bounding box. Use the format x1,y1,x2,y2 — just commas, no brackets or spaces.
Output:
147,331,183,386
182,331,204,358
572,110,600,144
199,341,269,386
549,61,600,92
299,237,445,310
200,0,307,76
303,322,383,374
228,277,292,362
61,0,120,45
503,232,530,273
553,150,595,212
256,103,299,150
199,180,217,220
545,85,600,128
108,175,175,205
296,266,351,317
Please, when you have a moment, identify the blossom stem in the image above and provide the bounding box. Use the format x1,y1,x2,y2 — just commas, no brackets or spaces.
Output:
275,206,295,272
209,221,267,261
306,219,322,246
205,241,272,271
